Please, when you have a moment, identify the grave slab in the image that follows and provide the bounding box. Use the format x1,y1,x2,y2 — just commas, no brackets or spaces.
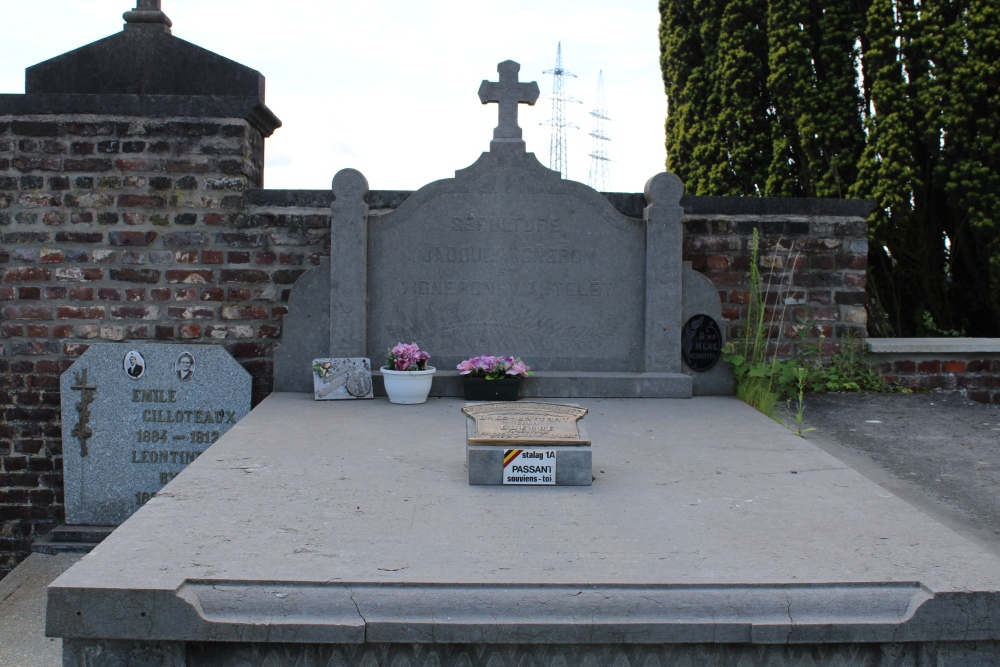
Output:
47,393,1000,665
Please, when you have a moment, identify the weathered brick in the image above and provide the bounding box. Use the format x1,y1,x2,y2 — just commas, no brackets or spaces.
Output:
63,158,112,172
123,288,144,302
120,251,147,265
167,160,211,173
117,194,166,208
167,306,214,320
57,306,105,319
166,269,214,284
122,141,147,153
220,269,269,284
96,140,120,154
109,231,157,247
174,213,197,226
111,305,160,320
178,324,201,339
56,232,102,243
3,305,53,320
220,306,268,320
43,286,67,299
163,232,208,247
3,268,51,283
110,268,160,284
175,251,198,264
205,177,245,191
11,341,58,356
54,268,103,282
200,288,224,301
115,157,167,172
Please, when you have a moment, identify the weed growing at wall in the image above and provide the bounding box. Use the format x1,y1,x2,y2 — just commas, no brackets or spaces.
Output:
724,229,898,426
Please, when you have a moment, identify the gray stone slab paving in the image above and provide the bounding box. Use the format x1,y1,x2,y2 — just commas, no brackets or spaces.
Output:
46,393,1000,649
801,391,1000,556
0,553,79,667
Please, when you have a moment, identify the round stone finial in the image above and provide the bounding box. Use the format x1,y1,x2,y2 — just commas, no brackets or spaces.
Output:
644,172,684,207
124,0,173,30
332,169,369,201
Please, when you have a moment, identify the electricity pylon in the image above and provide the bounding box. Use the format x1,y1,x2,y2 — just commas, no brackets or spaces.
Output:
587,70,611,192
541,42,581,179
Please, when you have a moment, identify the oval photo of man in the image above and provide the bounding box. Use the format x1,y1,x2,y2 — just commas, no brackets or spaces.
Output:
123,350,146,380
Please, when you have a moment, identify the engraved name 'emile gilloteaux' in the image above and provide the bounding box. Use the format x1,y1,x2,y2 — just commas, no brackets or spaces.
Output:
463,402,589,446
129,386,239,503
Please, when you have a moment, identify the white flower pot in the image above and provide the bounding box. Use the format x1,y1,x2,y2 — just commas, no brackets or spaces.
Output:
381,367,436,404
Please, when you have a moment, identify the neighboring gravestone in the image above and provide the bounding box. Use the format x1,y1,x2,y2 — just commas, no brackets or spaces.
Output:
60,343,251,526
273,60,727,397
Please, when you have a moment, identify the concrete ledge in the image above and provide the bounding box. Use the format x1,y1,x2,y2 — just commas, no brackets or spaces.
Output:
373,370,694,399
868,338,1000,354
242,189,875,221
0,94,281,136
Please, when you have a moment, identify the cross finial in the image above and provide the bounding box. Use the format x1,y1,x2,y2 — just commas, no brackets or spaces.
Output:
124,0,173,33
478,60,540,150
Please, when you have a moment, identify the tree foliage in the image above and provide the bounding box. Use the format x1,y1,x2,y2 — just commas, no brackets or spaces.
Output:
660,0,1000,336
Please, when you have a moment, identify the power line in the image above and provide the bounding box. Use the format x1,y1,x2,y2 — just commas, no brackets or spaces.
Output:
540,42,581,179
587,70,611,191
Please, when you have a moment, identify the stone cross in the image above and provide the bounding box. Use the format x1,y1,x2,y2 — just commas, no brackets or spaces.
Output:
70,368,97,457
478,60,540,145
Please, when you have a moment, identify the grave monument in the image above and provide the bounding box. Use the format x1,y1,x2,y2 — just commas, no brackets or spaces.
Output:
45,61,1000,666
273,60,729,397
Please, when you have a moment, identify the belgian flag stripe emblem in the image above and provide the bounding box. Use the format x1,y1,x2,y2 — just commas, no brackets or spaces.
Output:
503,449,522,468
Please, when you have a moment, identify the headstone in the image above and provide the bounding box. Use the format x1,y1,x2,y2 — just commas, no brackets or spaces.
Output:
273,60,728,398
60,343,251,525
464,402,592,485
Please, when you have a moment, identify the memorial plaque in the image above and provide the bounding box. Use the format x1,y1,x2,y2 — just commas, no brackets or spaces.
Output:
312,358,374,400
681,314,723,372
60,343,251,525
462,402,590,446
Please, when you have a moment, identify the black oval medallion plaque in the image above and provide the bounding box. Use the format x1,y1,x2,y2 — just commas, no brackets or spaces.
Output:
681,314,723,372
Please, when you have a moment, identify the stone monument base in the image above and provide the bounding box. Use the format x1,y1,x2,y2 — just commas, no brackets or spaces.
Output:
48,394,1000,666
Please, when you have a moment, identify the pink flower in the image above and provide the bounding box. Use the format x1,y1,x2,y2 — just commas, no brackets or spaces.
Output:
507,359,530,377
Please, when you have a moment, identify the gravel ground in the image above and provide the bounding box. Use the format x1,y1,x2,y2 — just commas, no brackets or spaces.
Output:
800,391,1000,556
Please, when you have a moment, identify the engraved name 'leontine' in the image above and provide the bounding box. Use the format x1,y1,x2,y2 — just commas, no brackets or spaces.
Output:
402,280,613,298
419,246,595,265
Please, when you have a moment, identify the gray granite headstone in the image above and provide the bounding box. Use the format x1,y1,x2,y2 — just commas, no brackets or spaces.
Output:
273,59,727,398
60,343,251,526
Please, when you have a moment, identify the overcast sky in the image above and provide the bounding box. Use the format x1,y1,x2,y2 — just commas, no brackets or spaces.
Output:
0,1,667,193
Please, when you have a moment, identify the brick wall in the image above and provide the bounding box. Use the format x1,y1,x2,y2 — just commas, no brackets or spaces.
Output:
680,198,871,358
869,341,1000,404
0,113,287,578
